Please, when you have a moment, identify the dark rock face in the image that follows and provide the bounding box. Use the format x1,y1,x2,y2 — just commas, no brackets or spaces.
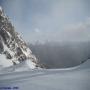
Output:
3,51,12,59
0,7,38,67
0,29,10,44
0,37,3,53
16,47,23,56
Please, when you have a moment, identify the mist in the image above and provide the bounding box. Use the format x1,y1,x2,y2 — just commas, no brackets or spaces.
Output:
0,0,90,43
28,41,90,68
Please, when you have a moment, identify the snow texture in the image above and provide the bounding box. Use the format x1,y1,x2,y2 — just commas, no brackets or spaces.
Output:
0,59,90,90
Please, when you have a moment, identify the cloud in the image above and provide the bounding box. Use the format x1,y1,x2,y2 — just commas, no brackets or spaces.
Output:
64,17,90,32
28,17,90,43
2,0,90,43
34,28,40,33
59,17,90,42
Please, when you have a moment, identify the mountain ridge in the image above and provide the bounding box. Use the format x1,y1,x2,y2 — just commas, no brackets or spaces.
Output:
0,6,38,69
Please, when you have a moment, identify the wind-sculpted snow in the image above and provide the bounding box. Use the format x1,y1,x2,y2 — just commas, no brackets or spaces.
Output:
0,59,90,90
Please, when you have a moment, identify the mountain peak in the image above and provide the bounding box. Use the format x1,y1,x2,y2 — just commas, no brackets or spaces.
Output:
0,6,39,69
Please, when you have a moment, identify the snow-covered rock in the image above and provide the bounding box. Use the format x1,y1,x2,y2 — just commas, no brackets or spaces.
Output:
0,6,39,69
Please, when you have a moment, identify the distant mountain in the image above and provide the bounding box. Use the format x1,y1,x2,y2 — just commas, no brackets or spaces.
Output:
0,6,39,69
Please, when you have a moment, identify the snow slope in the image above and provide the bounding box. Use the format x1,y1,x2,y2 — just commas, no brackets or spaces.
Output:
0,59,90,90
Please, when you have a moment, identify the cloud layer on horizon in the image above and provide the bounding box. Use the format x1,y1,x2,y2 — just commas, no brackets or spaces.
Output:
1,0,90,43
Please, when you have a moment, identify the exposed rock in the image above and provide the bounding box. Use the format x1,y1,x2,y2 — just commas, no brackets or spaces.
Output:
0,6,39,68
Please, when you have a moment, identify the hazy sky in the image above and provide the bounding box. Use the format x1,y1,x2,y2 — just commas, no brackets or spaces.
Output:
0,0,90,43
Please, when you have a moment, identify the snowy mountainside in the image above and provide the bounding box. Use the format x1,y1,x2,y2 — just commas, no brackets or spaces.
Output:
0,6,38,69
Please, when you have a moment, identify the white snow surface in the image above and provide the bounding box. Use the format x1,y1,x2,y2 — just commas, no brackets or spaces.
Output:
0,59,90,90
0,55,13,68
26,59,36,69
0,59,36,72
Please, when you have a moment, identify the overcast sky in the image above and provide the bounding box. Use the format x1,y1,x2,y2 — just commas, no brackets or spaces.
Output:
0,0,90,43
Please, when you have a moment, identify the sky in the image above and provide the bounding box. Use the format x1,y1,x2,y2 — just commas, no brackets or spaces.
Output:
0,0,90,43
